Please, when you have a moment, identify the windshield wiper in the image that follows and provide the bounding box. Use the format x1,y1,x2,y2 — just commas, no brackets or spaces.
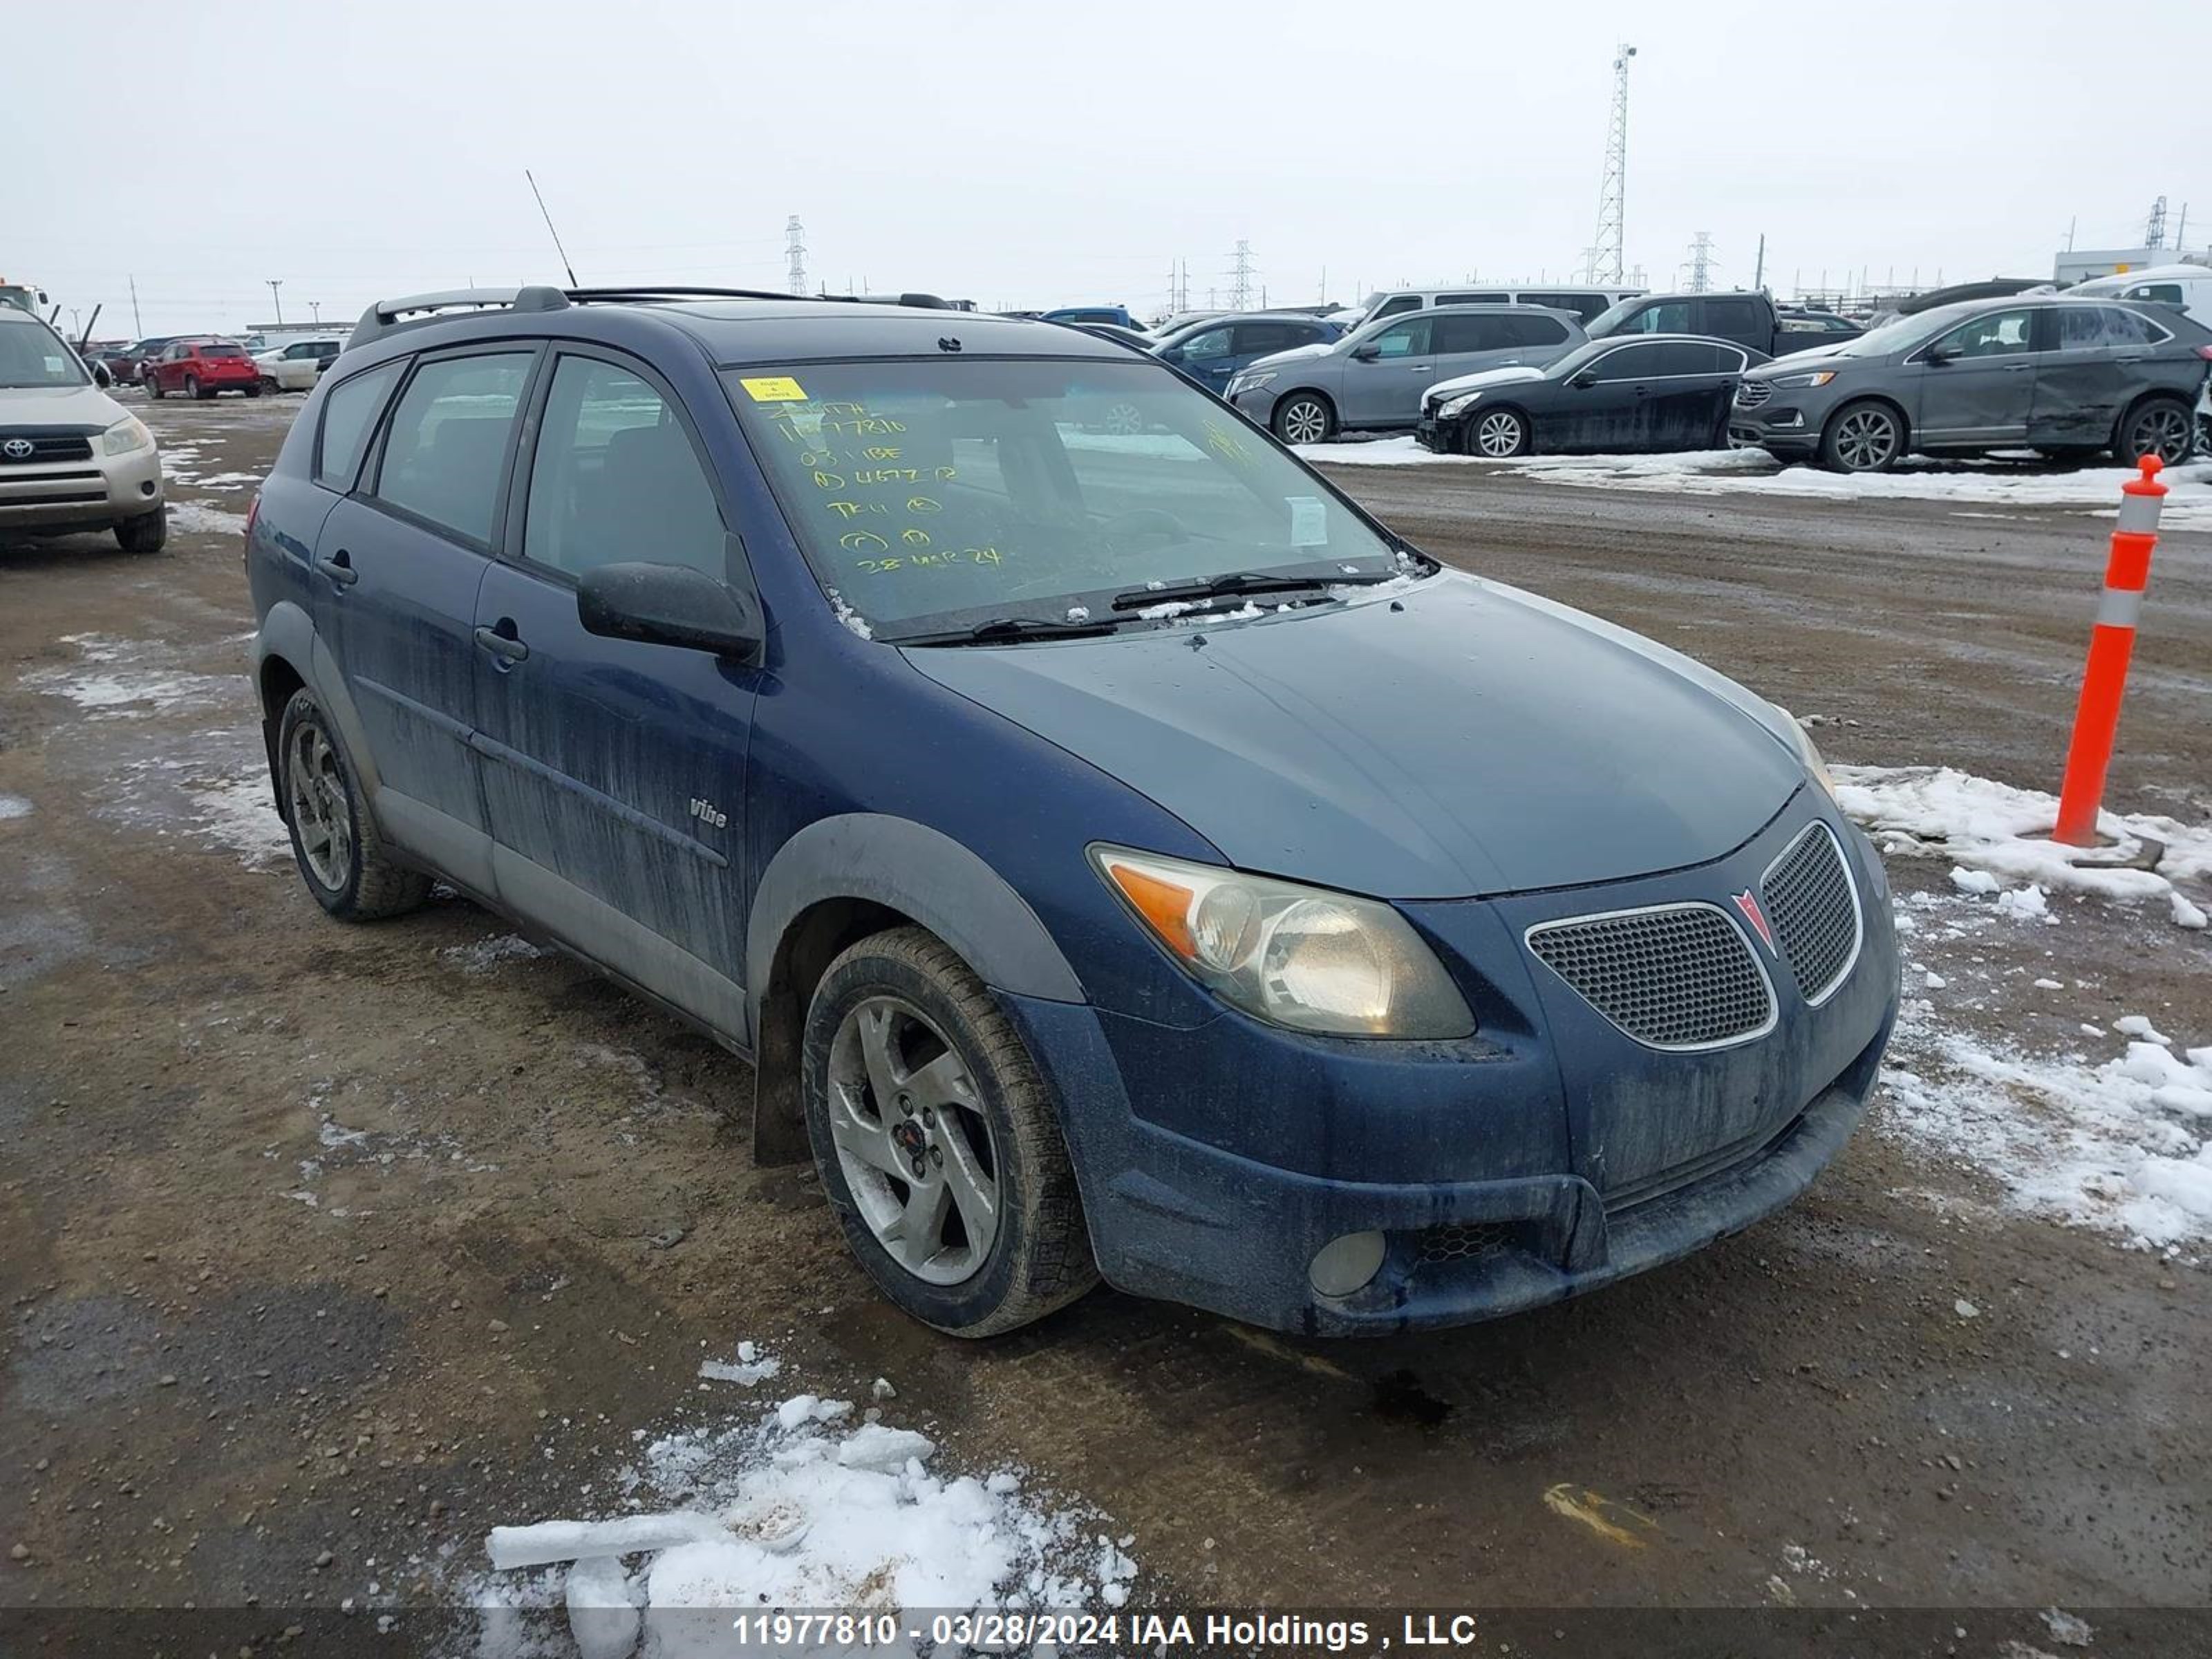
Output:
896,614,1129,648
1109,569,1399,612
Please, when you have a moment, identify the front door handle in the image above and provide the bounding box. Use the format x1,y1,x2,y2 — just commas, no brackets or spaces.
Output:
2001,360,2035,372
474,624,529,664
315,550,358,588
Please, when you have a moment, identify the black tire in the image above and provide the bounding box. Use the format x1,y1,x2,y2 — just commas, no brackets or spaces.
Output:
2115,396,2195,467
146,375,165,400
1818,400,1904,473
801,926,1098,1337
275,688,431,922
114,509,167,555
1461,406,1532,458
184,373,203,400
1271,391,1335,446
2034,445,2103,463
245,382,263,398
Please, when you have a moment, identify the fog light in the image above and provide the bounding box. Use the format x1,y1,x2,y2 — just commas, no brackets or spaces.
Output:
139,481,157,496
1308,1230,1386,1298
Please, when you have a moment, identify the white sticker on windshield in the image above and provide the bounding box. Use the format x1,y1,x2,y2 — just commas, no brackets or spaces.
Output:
1288,495,1327,547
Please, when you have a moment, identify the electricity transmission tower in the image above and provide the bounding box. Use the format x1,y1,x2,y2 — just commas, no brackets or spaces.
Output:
1228,240,1255,310
2144,196,2168,250
785,216,807,296
1685,231,1715,292
1586,44,1636,283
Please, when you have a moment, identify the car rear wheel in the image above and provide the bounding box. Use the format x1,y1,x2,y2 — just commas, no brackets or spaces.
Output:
1819,401,1903,473
146,375,165,400
114,509,167,555
2116,397,2195,467
1464,408,1530,458
184,374,204,400
801,926,1096,1337
276,688,432,922
1272,393,1334,446
245,382,262,398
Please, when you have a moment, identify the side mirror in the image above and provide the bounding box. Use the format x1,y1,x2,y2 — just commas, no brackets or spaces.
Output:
1925,342,1962,364
1568,370,1598,389
577,559,763,662
1350,342,1380,362
1156,347,1182,365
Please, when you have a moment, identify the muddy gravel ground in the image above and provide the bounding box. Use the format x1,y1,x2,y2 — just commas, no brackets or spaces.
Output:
3,393,2208,1656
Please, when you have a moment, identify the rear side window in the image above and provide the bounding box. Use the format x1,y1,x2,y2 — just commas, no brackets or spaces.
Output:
1653,341,1726,375
2123,283,2186,307
1233,321,1309,356
1519,291,1608,321
1437,292,1510,306
1434,314,1513,353
374,353,534,545
1502,315,1570,347
314,361,404,491
1703,298,1760,337
522,357,727,581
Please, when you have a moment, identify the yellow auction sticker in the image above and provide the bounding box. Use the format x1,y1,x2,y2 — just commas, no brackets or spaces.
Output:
739,375,809,402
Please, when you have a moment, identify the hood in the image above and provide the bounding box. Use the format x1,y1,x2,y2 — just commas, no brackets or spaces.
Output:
1246,341,1336,371
1426,364,1547,400
905,573,1804,900
0,384,127,427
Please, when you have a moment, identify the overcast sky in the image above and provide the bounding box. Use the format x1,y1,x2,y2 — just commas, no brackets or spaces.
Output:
7,0,2207,339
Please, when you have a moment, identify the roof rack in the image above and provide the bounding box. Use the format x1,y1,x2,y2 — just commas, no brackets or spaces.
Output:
346,283,957,350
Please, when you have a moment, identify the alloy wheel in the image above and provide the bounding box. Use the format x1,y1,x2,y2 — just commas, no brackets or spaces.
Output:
1833,407,1897,471
1473,411,1526,458
1280,398,1328,445
2130,405,2193,466
826,995,1001,1286
285,720,353,890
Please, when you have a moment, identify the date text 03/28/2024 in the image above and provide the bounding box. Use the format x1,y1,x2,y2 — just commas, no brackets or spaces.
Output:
718,1611,1489,1651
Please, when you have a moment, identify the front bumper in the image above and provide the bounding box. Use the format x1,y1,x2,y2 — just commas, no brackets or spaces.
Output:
0,444,164,532
1007,798,1901,1335
1414,416,1458,453
1730,400,1821,455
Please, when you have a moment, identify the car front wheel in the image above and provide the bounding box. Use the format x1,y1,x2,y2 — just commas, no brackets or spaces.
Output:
146,375,165,400
276,688,431,922
802,926,1097,1337
2117,397,2195,467
1819,401,1904,472
1464,408,1530,458
1272,393,1334,446
114,509,167,555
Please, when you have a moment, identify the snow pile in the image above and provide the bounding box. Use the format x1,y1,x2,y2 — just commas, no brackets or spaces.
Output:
442,933,550,975
1880,1001,2212,1251
1834,765,2211,930
183,771,292,865
469,1388,1136,1657
166,500,250,536
1291,439,2212,526
697,1340,780,1389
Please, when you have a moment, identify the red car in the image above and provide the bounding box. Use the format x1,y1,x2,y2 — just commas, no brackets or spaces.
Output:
144,337,263,400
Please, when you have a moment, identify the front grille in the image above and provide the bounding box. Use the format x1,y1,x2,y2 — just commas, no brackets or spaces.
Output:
0,432,95,464
1528,904,1774,1051
1734,380,1772,409
1761,822,1862,1004
1417,1222,1510,1266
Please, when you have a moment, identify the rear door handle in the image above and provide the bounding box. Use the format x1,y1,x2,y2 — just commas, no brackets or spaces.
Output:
473,624,529,664
2002,361,2035,372
314,550,358,588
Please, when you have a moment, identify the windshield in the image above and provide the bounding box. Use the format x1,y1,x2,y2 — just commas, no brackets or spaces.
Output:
726,357,1404,642
0,319,91,389
1821,305,1976,359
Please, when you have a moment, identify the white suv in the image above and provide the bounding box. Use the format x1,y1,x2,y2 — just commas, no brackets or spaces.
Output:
0,306,166,554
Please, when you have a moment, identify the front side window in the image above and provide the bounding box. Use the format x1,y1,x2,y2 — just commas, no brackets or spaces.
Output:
0,319,91,389
374,352,533,544
1368,319,1434,358
1369,296,1420,321
523,356,727,581
1936,308,2036,358
1588,343,1670,382
315,360,404,489
1178,327,1234,362
727,358,1400,641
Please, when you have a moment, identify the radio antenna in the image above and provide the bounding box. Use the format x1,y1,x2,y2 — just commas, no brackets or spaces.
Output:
525,169,579,288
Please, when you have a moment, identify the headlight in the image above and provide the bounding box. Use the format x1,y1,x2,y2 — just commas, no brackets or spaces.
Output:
1232,371,1275,395
101,416,153,456
1770,706,1836,799
1090,845,1476,1038
1770,370,1837,388
1437,391,1483,419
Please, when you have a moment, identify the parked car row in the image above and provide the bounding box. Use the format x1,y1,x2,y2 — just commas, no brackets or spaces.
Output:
1417,337,1770,457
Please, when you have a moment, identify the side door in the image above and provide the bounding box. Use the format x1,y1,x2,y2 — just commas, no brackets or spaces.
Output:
1640,341,1741,450
1911,306,2040,447
471,348,762,1031
1341,315,1436,427
153,341,187,392
1553,341,1671,451
2030,305,2164,449
1430,312,1525,382
313,346,540,893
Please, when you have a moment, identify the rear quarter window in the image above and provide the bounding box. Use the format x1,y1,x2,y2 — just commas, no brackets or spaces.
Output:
314,360,405,491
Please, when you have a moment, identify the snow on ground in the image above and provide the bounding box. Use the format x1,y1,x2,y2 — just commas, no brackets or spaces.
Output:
463,1379,1136,1658
166,500,250,536
1878,991,2212,1253
182,769,292,865
0,793,30,821
442,933,552,975
1295,439,2212,527
21,632,240,720
1833,765,2211,930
